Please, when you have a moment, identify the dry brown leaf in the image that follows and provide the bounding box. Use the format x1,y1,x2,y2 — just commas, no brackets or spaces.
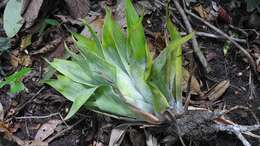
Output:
10,50,32,67
22,0,44,28
108,124,129,146
193,4,209,19
206,80,230,101
64,0,90,19
182,68,202,95
0,121,11,133
31,37,63,55
20,34,32,49
0,122,40,146
34,119,61,141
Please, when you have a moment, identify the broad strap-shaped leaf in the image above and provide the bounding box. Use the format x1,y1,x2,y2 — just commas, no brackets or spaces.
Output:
149,50,168,96
65,39,117,86
45,75,95,102
102,9,130,74
79,50,117,84
166,19,182,109
4,0,24,38
85,86,137,119
10,81,25,93
5,67,31,83
82,20,104,58
0,67,31,90
44,75,97,119
150,20,194,112
125,0,152,77
116,69,153,113
65,87,96,120
48,58,95,86
72,33,102,57
148,82,169,113
166,20,194,111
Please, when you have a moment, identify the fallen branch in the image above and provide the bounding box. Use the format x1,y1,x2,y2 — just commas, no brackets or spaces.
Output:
172,0,211,73
155,0,256,73
180,32,247,43
185,10,257,72
215,124,260,146
159,109,260,146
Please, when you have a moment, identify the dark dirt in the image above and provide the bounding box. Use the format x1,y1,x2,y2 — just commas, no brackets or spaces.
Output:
0,0,260,146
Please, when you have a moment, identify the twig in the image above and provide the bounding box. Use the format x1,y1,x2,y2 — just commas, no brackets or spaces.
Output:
185,10,257,72
145,29,247,43
172,0,211,73
234,131,251,146
46,118,85,143
215,124,260,146
184,66,196,110
222,105,259,125
15,87,45,114
180,32,247,43
15,113,59,119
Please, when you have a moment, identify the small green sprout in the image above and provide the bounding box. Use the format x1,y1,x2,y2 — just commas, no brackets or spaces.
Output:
0,67,31,94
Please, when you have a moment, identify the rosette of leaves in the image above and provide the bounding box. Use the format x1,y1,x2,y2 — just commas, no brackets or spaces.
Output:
44,0,193,124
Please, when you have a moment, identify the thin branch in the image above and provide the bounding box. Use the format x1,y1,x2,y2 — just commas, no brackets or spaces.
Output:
15,113,59,119
215,124,260,146
15,87,45,113
172,0,211,73
180,32,247,43
234,131,251,146
185,10,257,72
46,118,85,143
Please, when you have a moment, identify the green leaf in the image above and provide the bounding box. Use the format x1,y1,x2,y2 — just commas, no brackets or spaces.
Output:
64,88,97,120
4,68,31,84
45,18,60,26
167,19,181,40
79,50,117,85
85,86,137,119
10,81,24,93
125,0,149,74
45,76,136,119
149,21,194,112
102,9,129,73
149,82,169,112
45,0,195,123
125,0,139,27
0,67,31,93
72,33,100,57
0,81,6,89
45,75,91,101
48,58,95,86
166,20,194,111
116,69,153,113
3,0,24,38
82,21,104,58
45,75,97,119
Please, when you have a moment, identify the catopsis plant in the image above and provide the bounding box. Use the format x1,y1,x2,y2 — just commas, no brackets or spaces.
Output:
44,0,193,124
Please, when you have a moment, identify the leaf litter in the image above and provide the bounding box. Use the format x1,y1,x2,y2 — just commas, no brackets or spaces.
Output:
0,0,260,146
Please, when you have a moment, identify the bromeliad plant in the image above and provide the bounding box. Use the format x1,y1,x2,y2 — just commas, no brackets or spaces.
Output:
45,0,193,124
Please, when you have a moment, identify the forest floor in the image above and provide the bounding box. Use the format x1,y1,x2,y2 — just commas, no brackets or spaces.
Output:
0,0,260,146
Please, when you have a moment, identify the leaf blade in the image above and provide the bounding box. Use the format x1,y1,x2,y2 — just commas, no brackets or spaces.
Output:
3,0,24,38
